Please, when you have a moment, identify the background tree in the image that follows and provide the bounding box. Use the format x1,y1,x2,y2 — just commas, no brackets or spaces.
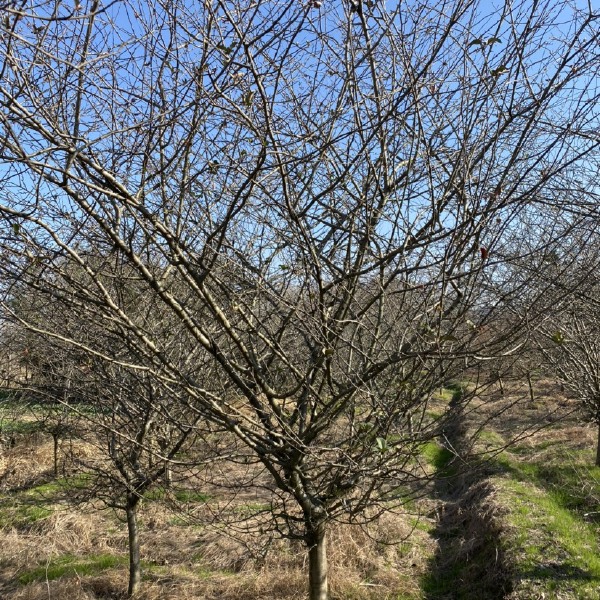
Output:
2,265,214,597
525,223,600,466
1,1,600,598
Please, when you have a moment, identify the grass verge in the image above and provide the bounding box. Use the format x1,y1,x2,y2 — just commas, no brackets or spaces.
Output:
494,446,600,598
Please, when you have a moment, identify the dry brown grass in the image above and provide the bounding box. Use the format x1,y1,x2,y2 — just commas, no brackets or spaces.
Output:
1,508,434,599
6,376,584,600
0,428,437,600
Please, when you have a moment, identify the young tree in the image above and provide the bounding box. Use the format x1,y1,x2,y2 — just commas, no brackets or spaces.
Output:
70,361,204,597
3,265,215,597
1,1,600,598
541,306,600,466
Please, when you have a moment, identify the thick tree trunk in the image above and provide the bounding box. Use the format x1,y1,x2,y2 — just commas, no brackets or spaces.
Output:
596,422,600,467
126,496,141,597
306,523,328,600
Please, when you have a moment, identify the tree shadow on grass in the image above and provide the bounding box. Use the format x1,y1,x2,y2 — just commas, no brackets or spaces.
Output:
520,561,598,582
422,384,512,599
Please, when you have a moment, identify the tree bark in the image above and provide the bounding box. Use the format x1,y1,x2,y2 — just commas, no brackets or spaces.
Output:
164,461,172,488
527,372,535,403
52,432,59,476
126,496,141,597
307,523,328,600
596,422,600,467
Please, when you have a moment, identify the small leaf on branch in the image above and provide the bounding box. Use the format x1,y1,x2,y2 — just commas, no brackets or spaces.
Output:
242,91,255,107
375,437,389,452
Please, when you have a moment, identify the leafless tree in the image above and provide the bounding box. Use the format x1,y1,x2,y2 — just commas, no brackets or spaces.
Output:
525,222,600,466
2,266,214,597
70,361,204,597
1,1,600,598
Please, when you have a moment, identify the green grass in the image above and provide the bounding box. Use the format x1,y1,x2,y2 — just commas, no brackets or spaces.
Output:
174,489,210,503
0,473,92,529
18,553,127,584
494,449,600,597
421,441,454,470
476,429,505,448
421,441,457,478
498,448,600,517
0,497,53,528
433,388,455,402
0,418,41,436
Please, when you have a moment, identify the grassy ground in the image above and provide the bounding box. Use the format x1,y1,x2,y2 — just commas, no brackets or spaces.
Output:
1,381,599,599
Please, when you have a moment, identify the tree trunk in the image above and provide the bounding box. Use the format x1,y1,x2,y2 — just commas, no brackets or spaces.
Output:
527,372,535,403
596,422,600,467
306,523,328,600
126,496,141,597
52,432,59,476
164,461,172,488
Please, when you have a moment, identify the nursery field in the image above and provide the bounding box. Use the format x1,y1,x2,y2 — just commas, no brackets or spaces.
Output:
0,380,598,600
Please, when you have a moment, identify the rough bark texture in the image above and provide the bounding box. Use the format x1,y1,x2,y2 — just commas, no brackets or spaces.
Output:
126,497,141,597
307,524,328,600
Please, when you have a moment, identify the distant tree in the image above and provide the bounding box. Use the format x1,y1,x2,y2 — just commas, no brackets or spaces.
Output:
1,1,600,598
542,309,600,466
533,237,600,466
3,270,210,597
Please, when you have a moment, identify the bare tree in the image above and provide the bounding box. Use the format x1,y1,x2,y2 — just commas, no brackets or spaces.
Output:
528,224,600,466
3,267,213,597
542,309,600,466
1,1,600,598
71,361,204,597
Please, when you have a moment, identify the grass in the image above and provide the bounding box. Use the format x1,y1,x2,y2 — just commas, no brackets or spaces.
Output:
234,501,272,515
173,489,211,503
0,417,41,436
145,487,210,503
497,442,600,513
476,429,505,447
4,384,600,599
0,492,53,528
0,473,92,529
493,443,600,597
498,476,600,596
18,553,128,584
421,441,455,474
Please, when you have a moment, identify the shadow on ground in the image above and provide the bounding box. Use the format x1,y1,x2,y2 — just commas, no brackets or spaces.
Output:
422,385,512,600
